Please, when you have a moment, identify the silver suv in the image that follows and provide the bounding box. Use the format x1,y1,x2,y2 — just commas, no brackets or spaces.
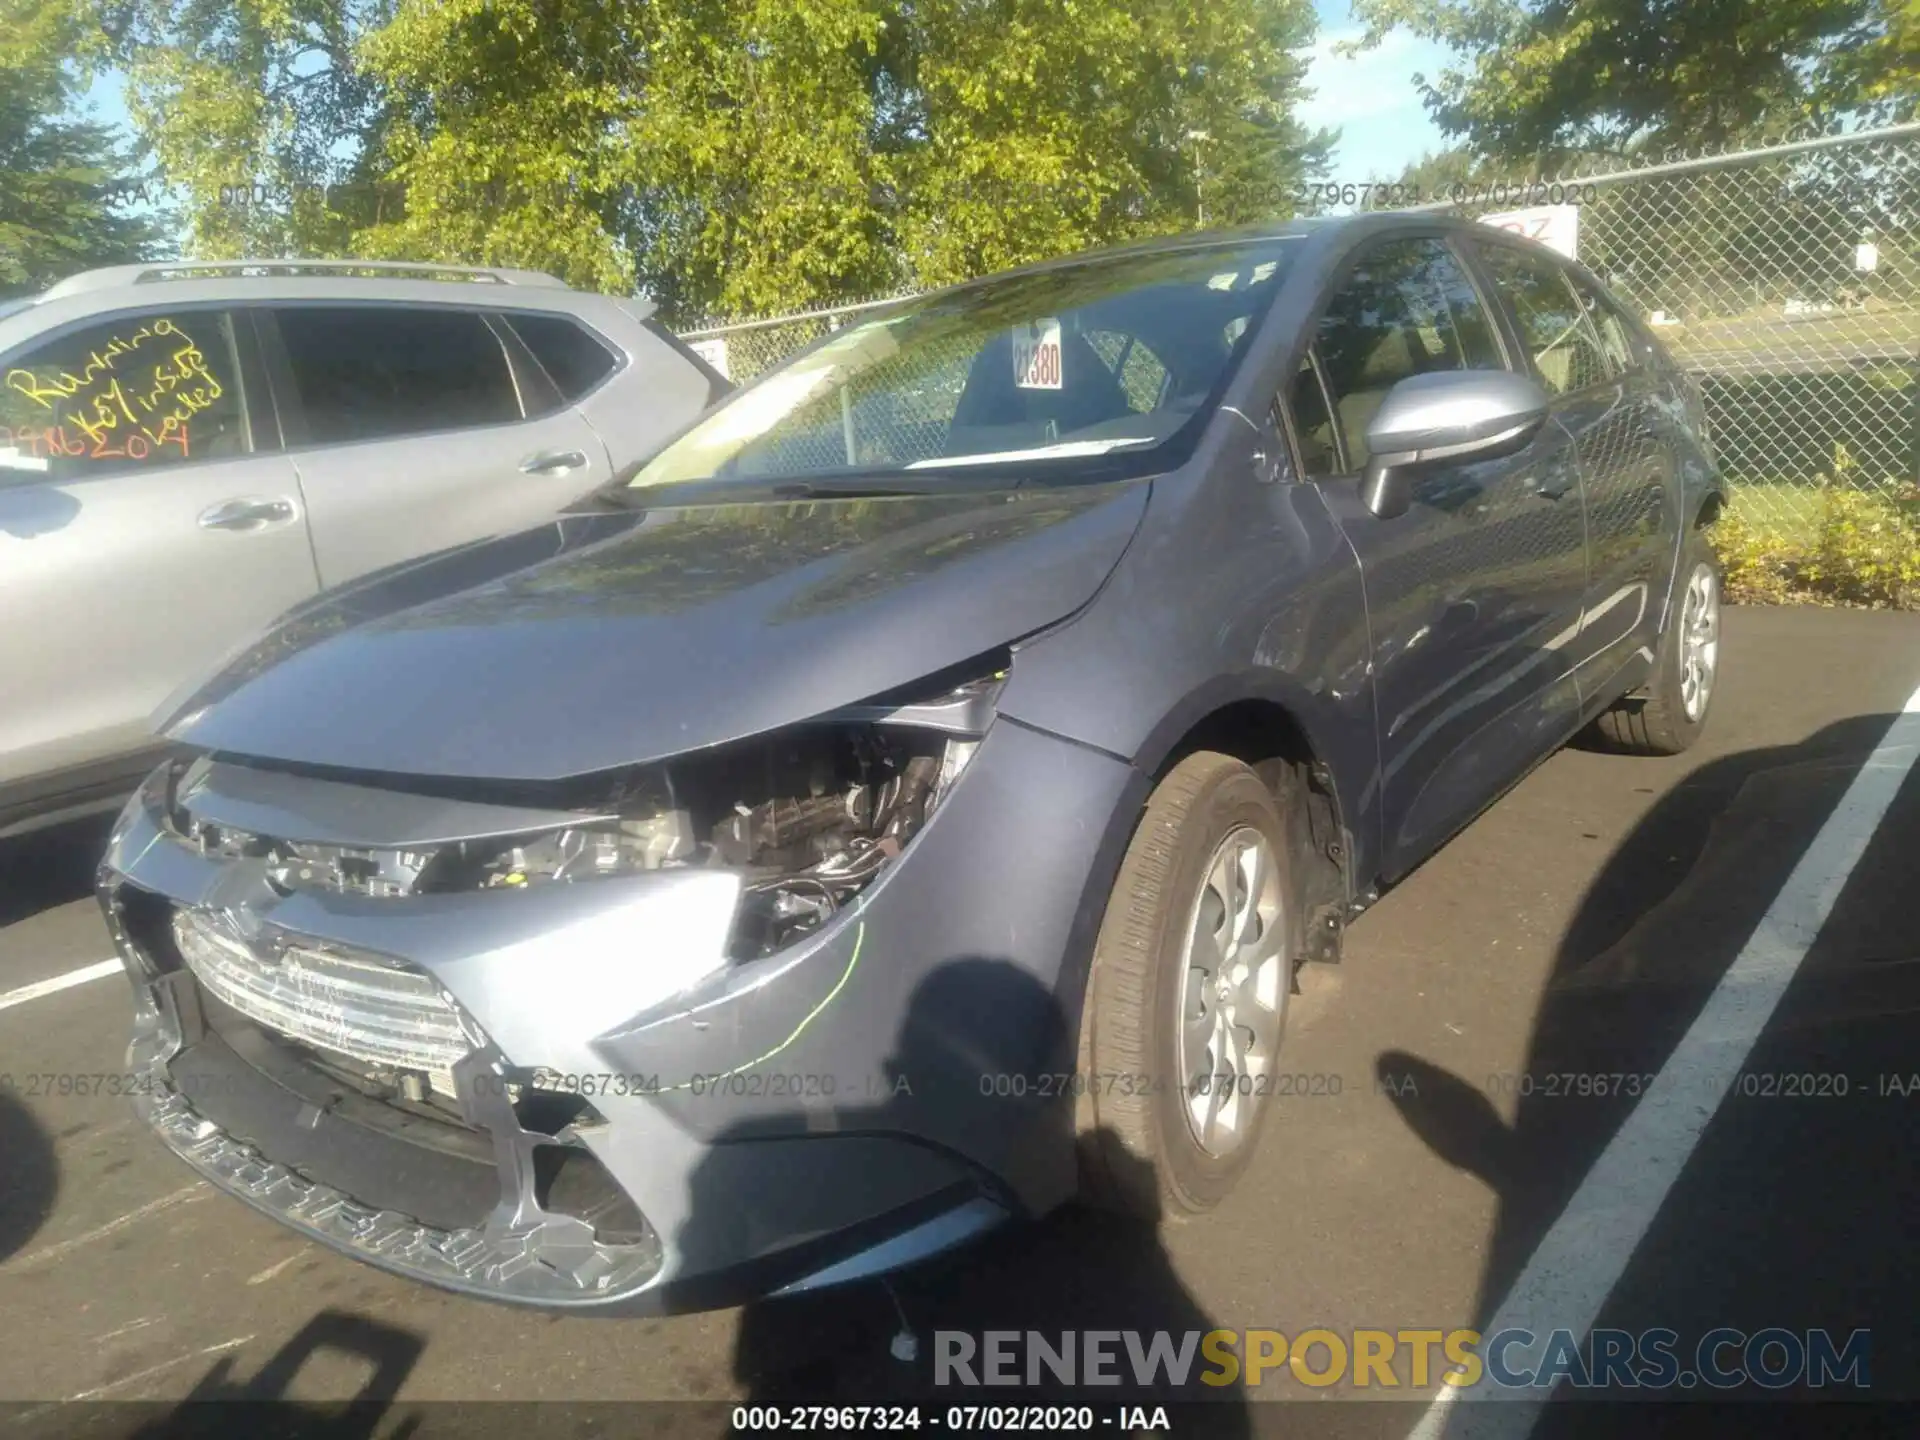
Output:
0,260,727,838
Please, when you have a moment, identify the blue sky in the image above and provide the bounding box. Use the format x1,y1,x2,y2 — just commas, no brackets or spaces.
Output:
75,2,1448,196
80,70,129,135
1304,0,1450,178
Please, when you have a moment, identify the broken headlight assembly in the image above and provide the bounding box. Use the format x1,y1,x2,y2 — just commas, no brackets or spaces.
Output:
415,655,1006,961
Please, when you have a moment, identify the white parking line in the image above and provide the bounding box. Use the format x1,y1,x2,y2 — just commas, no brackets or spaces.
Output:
1412,684,1920,1439
0,958,120,1015
245,1247,310,1286
6,1185,210,1272
10,1335,255,1422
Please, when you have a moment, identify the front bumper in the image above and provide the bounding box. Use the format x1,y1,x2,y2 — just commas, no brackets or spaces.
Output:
99,717,1137,1312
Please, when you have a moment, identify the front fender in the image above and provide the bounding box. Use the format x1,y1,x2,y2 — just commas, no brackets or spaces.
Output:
997,439,1382,884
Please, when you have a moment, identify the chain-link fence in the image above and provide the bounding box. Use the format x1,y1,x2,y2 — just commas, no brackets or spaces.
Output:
677,291,921,386
1428,123,1920,539
675,124,1920,542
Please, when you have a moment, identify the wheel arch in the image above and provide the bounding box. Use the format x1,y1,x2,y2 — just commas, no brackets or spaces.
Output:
1064,674,1366,989
1135,674,1360,853
1147,690,1355,955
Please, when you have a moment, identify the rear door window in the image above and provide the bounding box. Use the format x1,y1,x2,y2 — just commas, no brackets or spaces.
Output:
1476,245,1614,396
503,312,620,401
271,306,523,445
1,310,251,479
1566,274,1641,376
1308,236,1508,471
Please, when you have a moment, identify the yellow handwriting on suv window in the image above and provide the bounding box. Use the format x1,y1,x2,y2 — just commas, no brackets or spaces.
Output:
4,319,178,407
3,319,221,457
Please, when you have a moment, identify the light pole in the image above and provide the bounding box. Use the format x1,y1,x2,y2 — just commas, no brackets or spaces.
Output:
1186,128,1211,226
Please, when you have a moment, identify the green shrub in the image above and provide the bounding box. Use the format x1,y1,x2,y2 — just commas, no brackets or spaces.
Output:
1801,488,1920,607
1713,484,1920,610
1713,508,1801,606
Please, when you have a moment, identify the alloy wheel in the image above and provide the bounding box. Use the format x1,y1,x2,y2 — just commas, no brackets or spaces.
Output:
1177,826,1288,1157
1679,561,1720,722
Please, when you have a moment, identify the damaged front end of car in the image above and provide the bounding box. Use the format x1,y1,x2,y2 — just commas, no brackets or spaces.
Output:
98,656,1017,1311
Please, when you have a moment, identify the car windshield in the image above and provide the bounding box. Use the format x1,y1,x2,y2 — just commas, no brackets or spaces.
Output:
626,237,1301,490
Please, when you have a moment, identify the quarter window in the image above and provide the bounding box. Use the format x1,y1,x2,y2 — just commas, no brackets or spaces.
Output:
505,312,620,402
1306,237,1506,472
1288,355,1340,477
1477,245,1614,396
0,311,250,480
272,307,523,445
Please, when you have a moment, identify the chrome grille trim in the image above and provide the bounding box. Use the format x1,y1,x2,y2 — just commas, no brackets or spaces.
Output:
172,907,477,1095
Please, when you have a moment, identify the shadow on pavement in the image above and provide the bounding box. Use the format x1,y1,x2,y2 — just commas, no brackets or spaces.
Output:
679,957,1251,1434
1376,711,1920,1414
124,1310,426,1440
0,1087,58,1264
0,815,113,930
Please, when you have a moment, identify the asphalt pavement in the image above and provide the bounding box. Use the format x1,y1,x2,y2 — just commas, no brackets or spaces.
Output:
2,603,1917,1437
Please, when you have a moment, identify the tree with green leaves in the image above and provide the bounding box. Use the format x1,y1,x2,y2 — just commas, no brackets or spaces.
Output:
1367,144,1505,196
1344,0,1917,161
71,0,1331,318
1,1,168,297
93,0,397,264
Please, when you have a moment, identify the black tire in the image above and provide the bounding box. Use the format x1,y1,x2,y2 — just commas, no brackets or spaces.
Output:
1587,530,1722,757
1075,751,1306,1218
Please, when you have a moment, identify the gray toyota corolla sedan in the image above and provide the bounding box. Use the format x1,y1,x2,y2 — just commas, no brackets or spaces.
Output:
98,214,1723,1313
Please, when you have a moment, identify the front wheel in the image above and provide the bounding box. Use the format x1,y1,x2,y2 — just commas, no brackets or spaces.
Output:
1075,752,1306,1217
1589,531,1722,756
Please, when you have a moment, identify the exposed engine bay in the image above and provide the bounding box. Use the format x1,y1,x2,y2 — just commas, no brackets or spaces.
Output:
187,723,978,964
448,725,965,960
151,720,977,1133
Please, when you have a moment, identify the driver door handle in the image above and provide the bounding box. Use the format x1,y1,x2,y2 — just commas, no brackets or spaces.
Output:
199,496,297,531
520,450,589,476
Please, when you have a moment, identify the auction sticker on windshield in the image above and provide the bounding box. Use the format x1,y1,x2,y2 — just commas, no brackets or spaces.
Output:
1013,318,1063,389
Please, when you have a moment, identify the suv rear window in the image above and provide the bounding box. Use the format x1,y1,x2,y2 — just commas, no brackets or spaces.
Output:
271,307,522,444
505,312,620,402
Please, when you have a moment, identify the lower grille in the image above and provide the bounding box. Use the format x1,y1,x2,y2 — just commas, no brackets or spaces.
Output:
172,906,478,1097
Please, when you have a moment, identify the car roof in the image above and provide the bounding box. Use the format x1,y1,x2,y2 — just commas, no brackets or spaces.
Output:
5,259,658,325
41,258,570,298
850,210,1549,316
1008,210,1557,268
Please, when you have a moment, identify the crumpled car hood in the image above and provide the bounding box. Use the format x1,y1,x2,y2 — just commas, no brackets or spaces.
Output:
166,484,1150,782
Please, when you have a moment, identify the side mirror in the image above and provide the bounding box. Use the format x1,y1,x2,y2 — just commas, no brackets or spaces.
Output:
1360,371,1550,520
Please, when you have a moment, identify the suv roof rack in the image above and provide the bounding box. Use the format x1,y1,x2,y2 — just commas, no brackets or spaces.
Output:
41,259,571,300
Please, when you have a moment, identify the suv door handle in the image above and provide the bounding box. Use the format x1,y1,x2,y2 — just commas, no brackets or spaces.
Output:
520,450,589,475
199,497,297,531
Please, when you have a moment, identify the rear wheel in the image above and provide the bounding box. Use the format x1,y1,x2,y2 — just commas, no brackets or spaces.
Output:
1589,530,1721,756
1075,752,1306,1217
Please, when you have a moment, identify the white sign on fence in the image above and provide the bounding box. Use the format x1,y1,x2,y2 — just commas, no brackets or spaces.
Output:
689,336,731,380
1478,203,1581,260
